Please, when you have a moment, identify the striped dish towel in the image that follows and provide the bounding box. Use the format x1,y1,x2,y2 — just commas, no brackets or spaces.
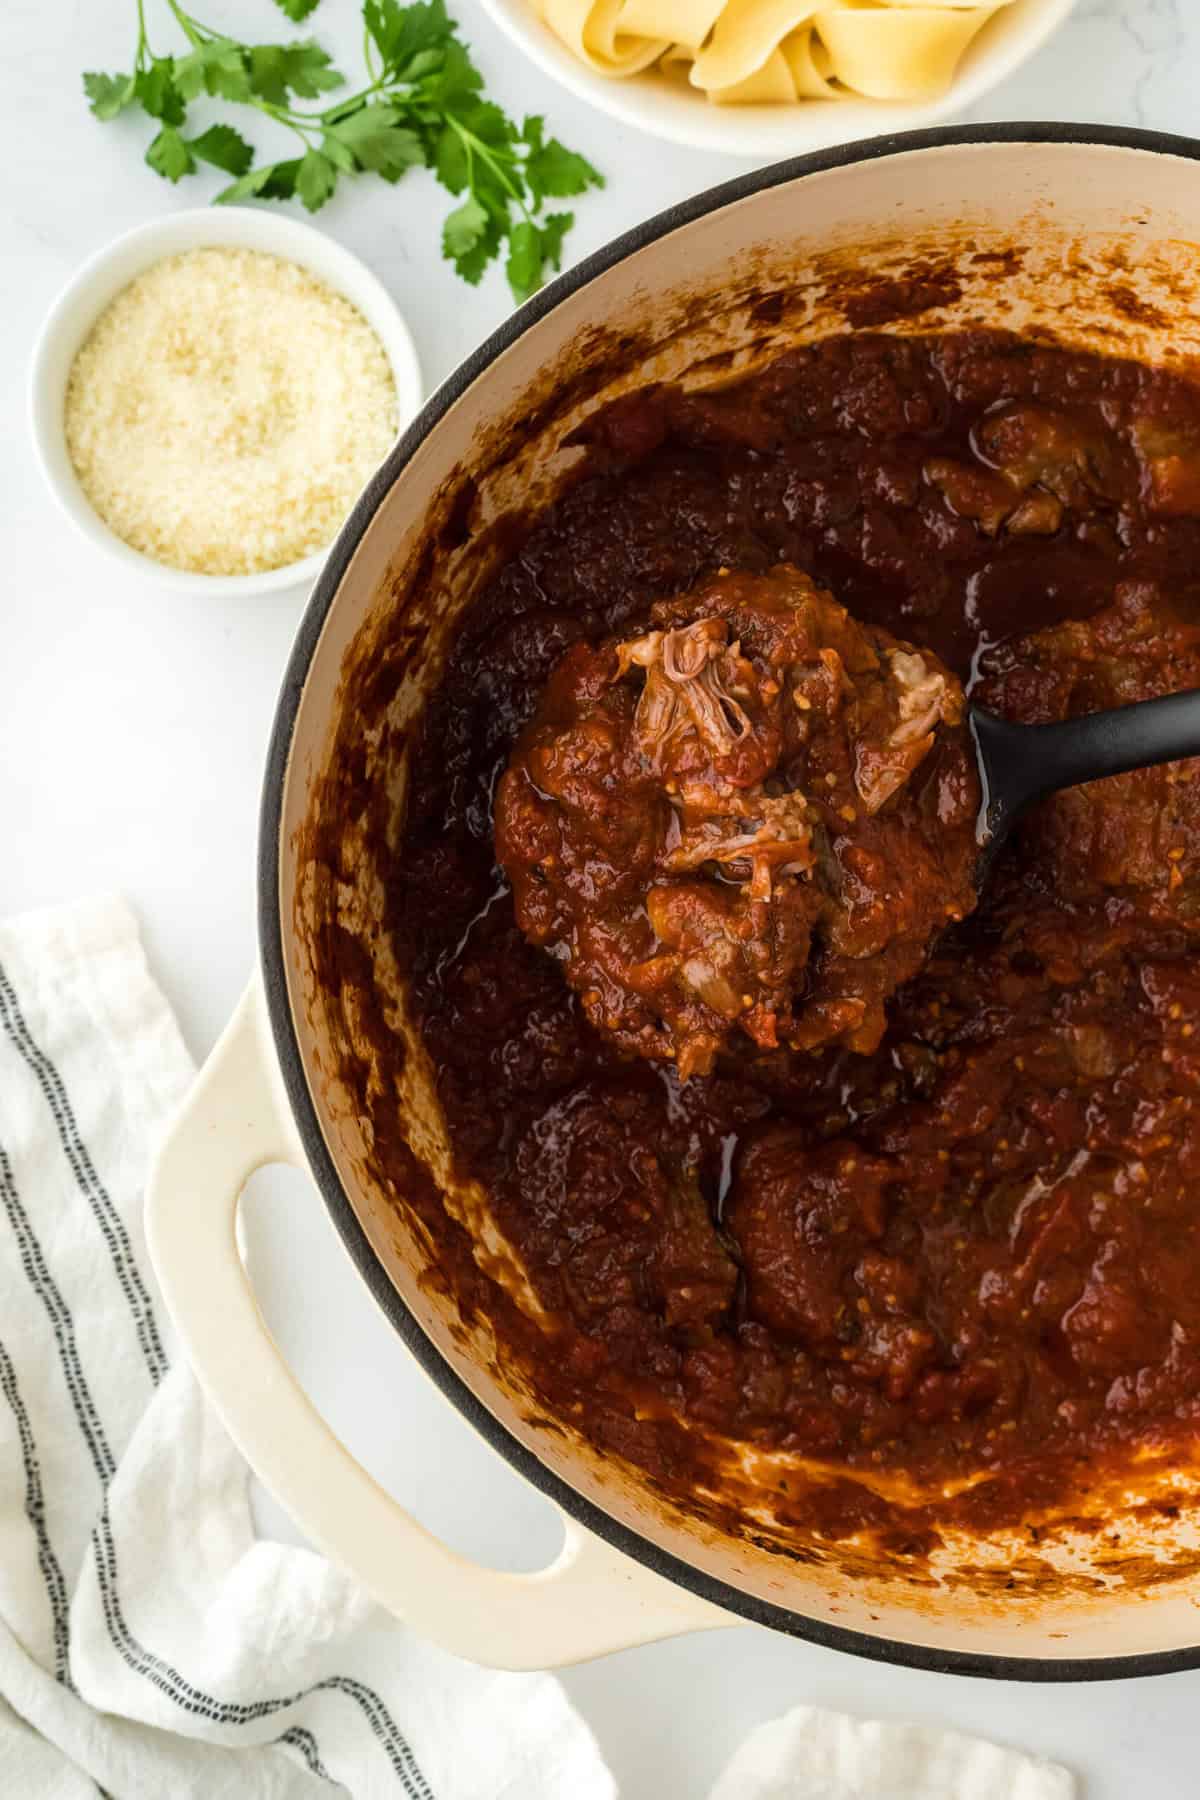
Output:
0,895,615,1799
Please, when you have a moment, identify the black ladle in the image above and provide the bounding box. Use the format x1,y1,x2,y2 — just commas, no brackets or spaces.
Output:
971,690,1200,877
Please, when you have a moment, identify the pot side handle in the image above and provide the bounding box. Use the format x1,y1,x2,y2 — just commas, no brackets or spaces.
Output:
146,975,730,1670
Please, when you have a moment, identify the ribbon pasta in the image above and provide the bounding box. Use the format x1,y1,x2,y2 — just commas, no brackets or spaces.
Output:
536,0,1012,104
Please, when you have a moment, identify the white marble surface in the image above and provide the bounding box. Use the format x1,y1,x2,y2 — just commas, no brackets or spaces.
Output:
4,0,1200,1794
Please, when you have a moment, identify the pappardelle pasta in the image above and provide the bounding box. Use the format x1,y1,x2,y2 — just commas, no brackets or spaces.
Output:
538,0,1013,104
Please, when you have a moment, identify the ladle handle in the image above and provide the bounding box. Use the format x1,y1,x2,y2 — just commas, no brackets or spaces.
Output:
972,688,1200,844
147,976,728,1669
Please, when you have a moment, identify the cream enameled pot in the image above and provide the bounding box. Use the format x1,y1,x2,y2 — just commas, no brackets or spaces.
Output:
149,125,1200,1677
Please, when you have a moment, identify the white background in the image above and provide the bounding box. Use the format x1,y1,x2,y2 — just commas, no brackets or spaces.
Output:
3,0,1199,1793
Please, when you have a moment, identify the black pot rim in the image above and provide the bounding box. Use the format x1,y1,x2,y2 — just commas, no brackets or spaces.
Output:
259,120,1200,1683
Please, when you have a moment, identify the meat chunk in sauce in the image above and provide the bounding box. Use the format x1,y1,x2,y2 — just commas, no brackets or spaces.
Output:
730,1133,891,1351
495,566,980,1079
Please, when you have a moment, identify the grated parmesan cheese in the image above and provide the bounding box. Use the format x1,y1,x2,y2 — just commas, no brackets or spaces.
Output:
64,247,398,576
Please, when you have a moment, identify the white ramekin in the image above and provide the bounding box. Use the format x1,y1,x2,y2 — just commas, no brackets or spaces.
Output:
28,207,423,599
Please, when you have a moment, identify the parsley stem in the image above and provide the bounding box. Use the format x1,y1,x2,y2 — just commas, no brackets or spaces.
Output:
255,97,322,131
449,116,535,224
165,0,202,49
320,80,389,124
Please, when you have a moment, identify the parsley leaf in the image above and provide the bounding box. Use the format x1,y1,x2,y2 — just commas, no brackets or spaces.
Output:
455,100,509,148
398,48,443,81
538,210,574,274
326,103,422,179
84,0,602,303
277,40,342,97
442,193,489,262
247,41,341,105
215,159,301,205
175,38,251,103
320,131,357,172
145,125,195,182
135,58,186,125
83,70,136,120
451,209,503,287
296,148,338,209
188,123,255,177
505,219,542,305
432,122,468,194
504,209,575,301
365,0,450,71
244,47,288,105
417,38,482,108
526,139,602,205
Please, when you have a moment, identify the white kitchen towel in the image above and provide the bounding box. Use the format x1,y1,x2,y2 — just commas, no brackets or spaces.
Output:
0,894,615,1800
710,1705,1075,1800
0,894,1077,1800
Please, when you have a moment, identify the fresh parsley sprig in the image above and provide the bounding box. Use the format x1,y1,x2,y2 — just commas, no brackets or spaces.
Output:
83,0,604,302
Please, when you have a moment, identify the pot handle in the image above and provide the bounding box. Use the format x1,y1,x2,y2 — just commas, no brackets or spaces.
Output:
147,976,730,1669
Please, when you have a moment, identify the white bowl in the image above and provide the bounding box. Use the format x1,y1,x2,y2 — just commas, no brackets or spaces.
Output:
28,208,423,599
477,0,1077,158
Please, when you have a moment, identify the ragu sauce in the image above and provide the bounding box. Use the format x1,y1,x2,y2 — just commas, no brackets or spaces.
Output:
385,330,1200,1529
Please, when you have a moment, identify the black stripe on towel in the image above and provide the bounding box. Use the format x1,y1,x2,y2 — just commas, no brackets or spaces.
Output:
0,1332,72,1686
0,1139,114,1485
323,1677,435,1800
278,1725,336,1783
0,960,169,1386
92,1502,433,1797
